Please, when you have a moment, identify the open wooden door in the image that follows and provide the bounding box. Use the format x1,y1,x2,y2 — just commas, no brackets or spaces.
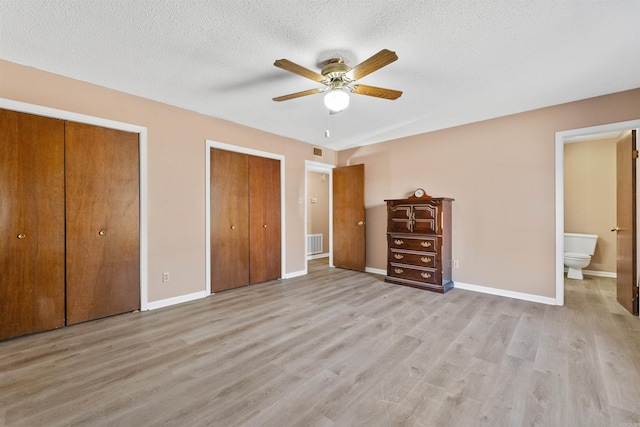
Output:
615,130,638,315
333,164,366,271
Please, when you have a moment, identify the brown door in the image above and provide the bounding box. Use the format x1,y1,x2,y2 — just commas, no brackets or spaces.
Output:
211,148,250,292
0,109,65,340
65,122,140,325
249,155,281,284
615,130,638,315
333,164,366,271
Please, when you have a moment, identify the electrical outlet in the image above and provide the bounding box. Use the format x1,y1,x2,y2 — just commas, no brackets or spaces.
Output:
453,260,459,269
162,272,170,282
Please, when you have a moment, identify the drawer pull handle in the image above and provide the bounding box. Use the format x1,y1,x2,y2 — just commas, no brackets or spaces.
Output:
394,268,404,274
394,239,404,245
421,272,432,279
421,257,432,263
17,233,26,239
420,241,432,248
394,254,404,260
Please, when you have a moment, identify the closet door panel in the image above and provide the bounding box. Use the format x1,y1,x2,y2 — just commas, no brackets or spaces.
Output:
0,109,65,340
65,122,140,325
249,155,281,284
211,148,250,291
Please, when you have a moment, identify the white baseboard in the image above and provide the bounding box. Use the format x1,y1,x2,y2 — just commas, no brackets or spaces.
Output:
454,282,557,306
563,268,616,278
283,269,307,279
307,253,329,260
147,272,562,311
365,267,386,276
147,290,208,310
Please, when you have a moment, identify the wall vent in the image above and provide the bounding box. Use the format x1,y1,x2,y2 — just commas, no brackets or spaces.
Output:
307,234,323,255
313,146,323,157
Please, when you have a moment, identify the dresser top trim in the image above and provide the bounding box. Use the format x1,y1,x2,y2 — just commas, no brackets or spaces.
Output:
384,197,454,203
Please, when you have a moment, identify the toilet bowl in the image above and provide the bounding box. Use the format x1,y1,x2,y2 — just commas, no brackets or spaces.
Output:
564,252,592,280
563,233,598,280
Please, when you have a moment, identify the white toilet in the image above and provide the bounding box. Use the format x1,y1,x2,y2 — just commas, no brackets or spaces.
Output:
564,233,598,280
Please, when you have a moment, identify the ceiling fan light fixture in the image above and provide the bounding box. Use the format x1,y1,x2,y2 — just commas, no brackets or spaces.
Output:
324,88,349,113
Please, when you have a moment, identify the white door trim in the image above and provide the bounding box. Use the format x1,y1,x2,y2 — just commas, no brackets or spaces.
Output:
555,119,640,306
0,98,149,311
305,160,336,274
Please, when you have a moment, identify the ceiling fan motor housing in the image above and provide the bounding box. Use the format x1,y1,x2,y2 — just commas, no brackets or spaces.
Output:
321,59,352,87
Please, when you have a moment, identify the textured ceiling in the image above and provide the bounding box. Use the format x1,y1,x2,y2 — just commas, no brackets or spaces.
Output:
1,1,639,150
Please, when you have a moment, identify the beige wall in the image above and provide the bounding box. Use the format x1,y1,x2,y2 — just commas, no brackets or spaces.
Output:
3,58,639,302
307,171,330,253
564,138,617,273
0,59,337,303
338,88,640,298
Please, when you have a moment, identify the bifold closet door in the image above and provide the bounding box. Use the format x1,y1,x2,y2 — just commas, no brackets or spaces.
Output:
0,109,65,341
65,122,140,325
211,148,250,292
249,155,281,284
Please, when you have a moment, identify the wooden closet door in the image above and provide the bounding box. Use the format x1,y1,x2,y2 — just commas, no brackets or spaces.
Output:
211,148,250,292
65,122,140,325
249,155,281,284
0,109,65,340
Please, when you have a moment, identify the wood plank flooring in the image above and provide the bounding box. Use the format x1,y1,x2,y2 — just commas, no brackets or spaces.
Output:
1,259,639,426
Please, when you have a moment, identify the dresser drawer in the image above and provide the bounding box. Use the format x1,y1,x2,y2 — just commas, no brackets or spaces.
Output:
388,234,439,252
388,263,440,285
389,249,437,268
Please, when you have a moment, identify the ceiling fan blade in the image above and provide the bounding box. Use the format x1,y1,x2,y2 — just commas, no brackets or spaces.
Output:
345,49,398,81
351,84,402,100
272,88,324,102
274,59,326,82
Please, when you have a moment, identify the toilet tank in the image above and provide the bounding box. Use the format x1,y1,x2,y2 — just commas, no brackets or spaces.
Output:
564,233,598,255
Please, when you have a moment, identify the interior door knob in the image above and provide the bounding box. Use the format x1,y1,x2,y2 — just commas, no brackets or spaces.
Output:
98,230,106,236
17,233,26,239
611,227,621,232
357,221,365,226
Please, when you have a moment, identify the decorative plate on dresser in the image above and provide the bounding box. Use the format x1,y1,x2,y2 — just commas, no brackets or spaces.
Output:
384,196,454,293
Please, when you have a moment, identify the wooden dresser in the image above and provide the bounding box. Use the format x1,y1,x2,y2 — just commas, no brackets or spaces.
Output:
385,197,454,293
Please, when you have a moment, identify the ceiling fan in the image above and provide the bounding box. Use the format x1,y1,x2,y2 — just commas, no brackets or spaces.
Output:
272,49,402,113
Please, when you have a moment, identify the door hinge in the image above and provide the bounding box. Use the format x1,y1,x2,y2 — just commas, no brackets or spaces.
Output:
633,149,639,159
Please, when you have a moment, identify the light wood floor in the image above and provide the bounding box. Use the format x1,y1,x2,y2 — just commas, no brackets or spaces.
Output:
1,259,639,426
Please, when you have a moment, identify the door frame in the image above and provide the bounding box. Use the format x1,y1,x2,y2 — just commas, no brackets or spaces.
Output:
305,160,336,274
205,140,286,294
555,118,640,306
0,98,150,310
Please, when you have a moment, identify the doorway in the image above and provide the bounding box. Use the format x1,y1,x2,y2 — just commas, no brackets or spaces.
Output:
555,119,640,307
305,160,335,274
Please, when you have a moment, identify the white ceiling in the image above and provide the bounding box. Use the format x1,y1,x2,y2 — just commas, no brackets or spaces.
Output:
1,1,639,150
